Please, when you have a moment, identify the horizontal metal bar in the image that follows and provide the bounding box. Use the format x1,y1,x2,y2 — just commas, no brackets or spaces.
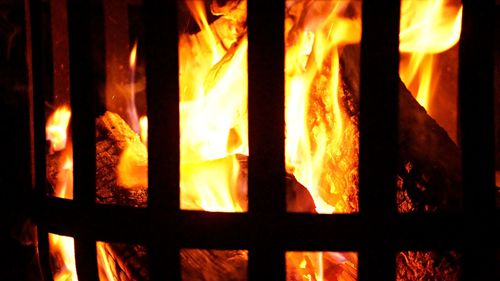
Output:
38,199,495,252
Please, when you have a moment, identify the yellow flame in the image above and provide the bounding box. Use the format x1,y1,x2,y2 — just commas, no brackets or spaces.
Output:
46,106,71,153
139,115,148,145
399,0,462,109
48,234,77,281
117,139,148,189
47,106,76,279
178,0,248,211
129,41,138,70
285,1,361,214
96,242,121,281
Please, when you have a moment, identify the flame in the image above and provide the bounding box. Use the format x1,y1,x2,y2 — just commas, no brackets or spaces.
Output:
48,234,77,281
46,106,76,279
139,115,148,145
46,0,461,279
129,41,138,70
177,0,248,211
127,41,140,133
46,105,71,153
399,0,462,109
96,242,126,281
46,105,74,199
117,138,148,189
285,1,362,214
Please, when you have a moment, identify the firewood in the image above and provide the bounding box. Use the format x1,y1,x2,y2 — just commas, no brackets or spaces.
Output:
339,44,462,212
340,44,462,280
181,249,247,281
95,111,148,207
47,111,316,281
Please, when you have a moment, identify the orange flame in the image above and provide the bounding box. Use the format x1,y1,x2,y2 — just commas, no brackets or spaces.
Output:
285,1,362,214
48,234,77,281
96,242,124,281
178,0,248,212
129,41,138,70
46,106,76,279
399,0,462,109
139,115,148,145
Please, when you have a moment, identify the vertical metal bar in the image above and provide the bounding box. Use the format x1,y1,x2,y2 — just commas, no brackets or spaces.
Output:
358,1,400,281
458,1,496,280
247,0,286,280
28,1,54,279
144,0,180,280
67,0,102,280
28,0,51,200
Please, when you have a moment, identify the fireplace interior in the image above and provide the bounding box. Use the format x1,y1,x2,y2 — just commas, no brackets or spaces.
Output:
0,0,498,280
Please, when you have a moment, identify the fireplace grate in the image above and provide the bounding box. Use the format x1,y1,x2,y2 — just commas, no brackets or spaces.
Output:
28,0,497,280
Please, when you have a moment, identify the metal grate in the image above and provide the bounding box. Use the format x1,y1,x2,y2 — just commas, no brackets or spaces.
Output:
28,0,497,280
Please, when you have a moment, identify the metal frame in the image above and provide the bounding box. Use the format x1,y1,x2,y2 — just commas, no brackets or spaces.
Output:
28,0,497,280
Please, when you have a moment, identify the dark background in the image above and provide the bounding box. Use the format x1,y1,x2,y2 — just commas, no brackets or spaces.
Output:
0,1,498,280
0,0,39,279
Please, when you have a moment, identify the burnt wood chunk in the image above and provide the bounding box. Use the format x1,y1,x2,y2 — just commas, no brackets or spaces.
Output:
47,111,317,280
95,111,148,207
340,44,462,212
340,44,462,280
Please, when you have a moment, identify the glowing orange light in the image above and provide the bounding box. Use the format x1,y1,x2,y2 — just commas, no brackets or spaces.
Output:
399,0,462,109
46,105,71,152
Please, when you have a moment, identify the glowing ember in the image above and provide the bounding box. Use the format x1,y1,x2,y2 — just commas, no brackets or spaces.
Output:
117,138,148,189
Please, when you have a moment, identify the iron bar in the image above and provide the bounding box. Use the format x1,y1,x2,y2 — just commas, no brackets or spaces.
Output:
67,0,103,279
247,0,286,280
28,0,55,280
459,0,496,280
358,0,401,280
144,0,181,280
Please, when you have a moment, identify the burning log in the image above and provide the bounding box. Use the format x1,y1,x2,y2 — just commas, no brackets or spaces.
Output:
339,44,462,212
47,111,315,280
95,111,148,207
339,44,462,280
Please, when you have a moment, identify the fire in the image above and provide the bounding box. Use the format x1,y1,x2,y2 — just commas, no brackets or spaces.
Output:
177,0,248,211
46,105,71,153
129,41,138,70
46,106,77,280
399,0,462,109
285,0,362,214
127,40,140,133
139,115,148,145
96,242,123,281
44,0,462,280
48,234,77,281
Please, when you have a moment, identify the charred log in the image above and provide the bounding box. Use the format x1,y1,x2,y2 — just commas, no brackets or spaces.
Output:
340,44,462,212
47,111,315,281
340,44,462,280
95,111,148,207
